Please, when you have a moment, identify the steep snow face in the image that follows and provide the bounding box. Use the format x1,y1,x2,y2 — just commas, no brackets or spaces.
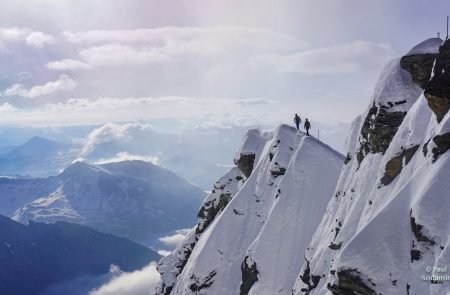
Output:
355,42,429,165
293,39,450,295
157,125,343,295
10,160,205,246
156,128,271,295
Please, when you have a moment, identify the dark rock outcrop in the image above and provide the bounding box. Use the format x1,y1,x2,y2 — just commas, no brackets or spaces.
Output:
189,271,217,292
424,40,450,122
235,153,256,177
300,259,322,294
400,54,437,88
410,212,435,246
357,105,406,164
327,269,376,295
197,193,231,234
431,132,450,162
380,145,419,185
329,242,343,250
240,256,259,295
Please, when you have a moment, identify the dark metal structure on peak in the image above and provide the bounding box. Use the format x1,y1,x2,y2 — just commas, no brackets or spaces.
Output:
447,16,449,40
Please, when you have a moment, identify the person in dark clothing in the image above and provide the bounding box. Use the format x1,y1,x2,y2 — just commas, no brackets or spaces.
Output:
294,114,301,130
304,118,311,136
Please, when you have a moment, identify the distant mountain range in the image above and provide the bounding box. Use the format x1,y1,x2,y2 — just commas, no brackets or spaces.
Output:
0,136,77,177
0,160,205,247
0,215,159,295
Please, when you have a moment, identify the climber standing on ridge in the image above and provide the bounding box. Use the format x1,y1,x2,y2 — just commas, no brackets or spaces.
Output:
294,113,301,131
304,118,311,136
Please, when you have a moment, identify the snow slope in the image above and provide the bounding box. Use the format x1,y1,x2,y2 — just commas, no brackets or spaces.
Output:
291,39,450,294
8,160,205,246
157,125,343,294
158,37,450,295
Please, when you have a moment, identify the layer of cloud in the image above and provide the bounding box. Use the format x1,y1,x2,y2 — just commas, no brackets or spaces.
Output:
48,27,308,69
46,59,92,70
2,75,76,98
159,233,186,248
0,27,55,48
157,250,172,257
80,122,154,156
48,28,395,78
247,40,396,75
93,152,159,165
25,31,55,48
0,103,17,112
79,44,171,67
90,263,160,295
158,229,190,247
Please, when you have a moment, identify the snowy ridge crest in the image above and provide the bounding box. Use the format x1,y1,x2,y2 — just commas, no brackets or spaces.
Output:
157,125,343,295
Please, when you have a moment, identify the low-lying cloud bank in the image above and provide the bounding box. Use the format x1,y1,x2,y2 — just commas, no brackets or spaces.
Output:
90,263,160,295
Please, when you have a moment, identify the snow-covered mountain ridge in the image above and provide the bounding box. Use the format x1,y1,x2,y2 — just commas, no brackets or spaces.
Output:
3,160,205,246
156,37,450,295
156,125,344,294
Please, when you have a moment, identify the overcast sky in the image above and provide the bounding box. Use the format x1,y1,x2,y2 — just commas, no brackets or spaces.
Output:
0,0,448,127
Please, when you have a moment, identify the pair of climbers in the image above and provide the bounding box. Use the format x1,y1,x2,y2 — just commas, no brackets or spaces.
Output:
294,114,311,136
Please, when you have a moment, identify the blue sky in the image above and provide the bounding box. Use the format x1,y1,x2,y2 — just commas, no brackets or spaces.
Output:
0,0,448,127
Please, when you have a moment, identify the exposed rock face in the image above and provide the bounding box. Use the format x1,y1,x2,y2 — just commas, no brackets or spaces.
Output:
299,259,321,294
240,256,259,295
196,192,231,234
431,132,450,162
357,105,406,164
400,54,437,88
410,212,435,246
424,40,450,122
189,271,217,292
380,145,419,185
235,153,256,177
327,269,376,295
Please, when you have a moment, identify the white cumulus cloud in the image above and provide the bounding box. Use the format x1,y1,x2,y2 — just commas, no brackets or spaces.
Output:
90,263,160,295
25,31,55,48
3,75,76,98
0,28,55,48
158,229,191,247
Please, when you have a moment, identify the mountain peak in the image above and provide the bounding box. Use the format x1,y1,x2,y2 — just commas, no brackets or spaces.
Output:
405,37,443,56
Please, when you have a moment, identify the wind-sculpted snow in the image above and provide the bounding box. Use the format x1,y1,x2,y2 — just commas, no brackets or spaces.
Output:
405,37,442,56
157,125,343,295
292,39,450,295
